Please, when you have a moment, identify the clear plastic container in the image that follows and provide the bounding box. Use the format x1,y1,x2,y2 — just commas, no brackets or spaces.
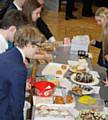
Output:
23,101,31,120
89,99,104,112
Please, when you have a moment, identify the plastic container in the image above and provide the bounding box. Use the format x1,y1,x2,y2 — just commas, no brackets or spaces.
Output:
34,81,55,97
89,99,104,112
23,101,31,120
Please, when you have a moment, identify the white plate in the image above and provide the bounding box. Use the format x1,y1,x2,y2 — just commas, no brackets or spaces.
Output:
69,66,89,73
68,60,79,73
68,60,89,73
42,63,69,78
71,73,99,86
71,84,93,96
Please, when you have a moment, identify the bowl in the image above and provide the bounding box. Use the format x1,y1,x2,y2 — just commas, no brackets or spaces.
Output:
34,81,55,97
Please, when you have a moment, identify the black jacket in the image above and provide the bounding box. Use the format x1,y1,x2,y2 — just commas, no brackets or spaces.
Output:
8,3,53,40
0,0,12,19
95,41,108,69
0,47,27,120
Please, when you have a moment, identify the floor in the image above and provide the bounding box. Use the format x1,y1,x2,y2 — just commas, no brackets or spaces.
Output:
42,3,101,65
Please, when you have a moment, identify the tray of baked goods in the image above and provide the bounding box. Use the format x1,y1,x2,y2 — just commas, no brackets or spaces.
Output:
33,87,77,120
76,109,108,120
40,42,54,51
33,86,75,108
71,71,99,86
33,104,78,120
51,85,75,107
52,94,75,107
71,84,94,96
42,63,69,78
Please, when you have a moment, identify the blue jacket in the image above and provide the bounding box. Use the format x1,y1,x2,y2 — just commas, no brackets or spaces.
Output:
0,47,27,120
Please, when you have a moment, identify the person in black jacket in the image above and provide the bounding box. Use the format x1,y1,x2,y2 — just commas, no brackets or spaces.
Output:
90,7,108,69
95,0,108,8
90,7,108,105
65,0,94,20
7,0,56,43
82,0,94,17
65,0,77,20
0,0,13,19
7,0,53,62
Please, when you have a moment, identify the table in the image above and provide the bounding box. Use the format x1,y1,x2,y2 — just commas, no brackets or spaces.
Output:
32,45,108,120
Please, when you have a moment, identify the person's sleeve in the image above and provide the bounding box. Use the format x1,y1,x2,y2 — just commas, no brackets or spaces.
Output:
105,60,108,69
36,17,53,40
94,41,102,48
0,79,8,100
48,36,56,42
9,70,27,120
0,39,8,53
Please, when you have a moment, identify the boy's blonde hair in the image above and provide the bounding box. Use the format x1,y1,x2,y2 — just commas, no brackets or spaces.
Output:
14,25,42,48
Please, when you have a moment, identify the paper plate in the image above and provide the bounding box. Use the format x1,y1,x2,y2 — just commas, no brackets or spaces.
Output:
42,63,69,78
71,84,94,96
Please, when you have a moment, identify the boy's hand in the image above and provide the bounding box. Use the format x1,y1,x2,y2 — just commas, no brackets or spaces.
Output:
26,81,32,90
44,53,53,62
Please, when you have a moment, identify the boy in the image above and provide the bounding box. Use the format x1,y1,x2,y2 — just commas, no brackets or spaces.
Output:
0,9,28,53
0,25,42,120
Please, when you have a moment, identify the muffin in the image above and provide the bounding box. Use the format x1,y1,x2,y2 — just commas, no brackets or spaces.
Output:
54,96,64,104
56,70,62,75
66,95,73,103
61,65,67,70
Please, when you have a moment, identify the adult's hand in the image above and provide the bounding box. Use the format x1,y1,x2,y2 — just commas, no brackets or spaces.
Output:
105,55,108,61
44,53,53,62
90,40,96,45
103,79,108,87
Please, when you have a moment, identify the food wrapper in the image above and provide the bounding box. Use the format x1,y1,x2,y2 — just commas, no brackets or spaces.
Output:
78,96,96,105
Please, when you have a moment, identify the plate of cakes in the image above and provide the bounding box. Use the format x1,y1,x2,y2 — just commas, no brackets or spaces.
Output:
41,42,54,51
76,109,107,120
42,63,69,78
71,84,94,96
68,60,89,73
71,72,99,86
52,95,75,107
